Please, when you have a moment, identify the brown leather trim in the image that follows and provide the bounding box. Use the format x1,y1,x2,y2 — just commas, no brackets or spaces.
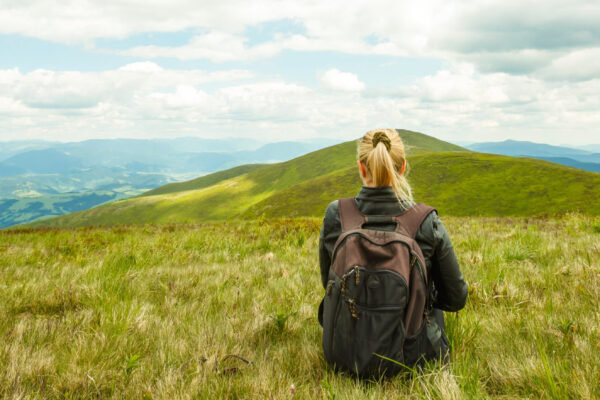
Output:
393,203,436,238
338,197,366,232
338,197,436,239
331,229,428,281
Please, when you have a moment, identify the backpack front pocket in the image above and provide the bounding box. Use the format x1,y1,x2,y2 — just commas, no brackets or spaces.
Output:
343,301,406,376
328,267,409,376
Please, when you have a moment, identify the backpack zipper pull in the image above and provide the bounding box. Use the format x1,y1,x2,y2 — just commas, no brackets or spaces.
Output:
348,298,360,319
354,265,360,285
326,281,334,297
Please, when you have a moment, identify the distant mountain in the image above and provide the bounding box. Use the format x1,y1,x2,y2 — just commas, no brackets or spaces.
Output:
0,140,57,161
467,140,600,172
153,137,262,153
3,149,85,174
468,140,591,158
531,157,600,173
183,142,318,172
574,144,600,153
0,137,327,178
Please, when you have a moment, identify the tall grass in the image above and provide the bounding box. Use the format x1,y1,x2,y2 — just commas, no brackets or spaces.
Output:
1,215,599,399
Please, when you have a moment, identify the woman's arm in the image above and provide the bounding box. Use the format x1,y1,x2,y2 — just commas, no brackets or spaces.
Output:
430,213,468,311
319,200,340,289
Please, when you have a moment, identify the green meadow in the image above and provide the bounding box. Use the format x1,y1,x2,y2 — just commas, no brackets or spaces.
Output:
2,215,599,399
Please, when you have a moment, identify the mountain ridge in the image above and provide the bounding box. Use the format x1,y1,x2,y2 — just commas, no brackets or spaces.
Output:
467,140,600,171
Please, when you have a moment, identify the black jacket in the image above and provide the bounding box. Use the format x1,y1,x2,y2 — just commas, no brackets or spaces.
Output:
318,186,468,324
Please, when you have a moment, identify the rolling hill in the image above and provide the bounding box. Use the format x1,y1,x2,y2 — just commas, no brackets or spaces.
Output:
24,130,600,228
241,152,600,218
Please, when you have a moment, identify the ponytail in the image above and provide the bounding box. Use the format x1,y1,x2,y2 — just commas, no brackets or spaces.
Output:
369,141,396,187
358,129,413,204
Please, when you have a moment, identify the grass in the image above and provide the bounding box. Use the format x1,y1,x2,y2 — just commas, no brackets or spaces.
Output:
2,214,599,398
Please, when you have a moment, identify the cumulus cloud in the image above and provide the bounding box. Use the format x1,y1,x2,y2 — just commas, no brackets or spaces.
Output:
320,69,365,92
0,0,300,44
538,48,600,81
3,0,599,79
123,32,283,62
0,62,598,145
1,1,599,144
0,63,253,111
118,62,164,72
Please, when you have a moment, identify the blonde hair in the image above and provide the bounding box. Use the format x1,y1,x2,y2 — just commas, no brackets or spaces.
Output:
357,129,413,204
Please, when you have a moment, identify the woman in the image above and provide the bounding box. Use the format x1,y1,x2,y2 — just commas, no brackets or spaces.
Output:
318,129,468,373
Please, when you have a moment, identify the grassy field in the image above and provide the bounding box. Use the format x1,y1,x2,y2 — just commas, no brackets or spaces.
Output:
2,215,599,399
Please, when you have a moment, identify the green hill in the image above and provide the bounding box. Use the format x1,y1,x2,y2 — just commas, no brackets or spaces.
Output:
141,129,463,198
24,129,600,228
243,152,600,218
139,164,269,197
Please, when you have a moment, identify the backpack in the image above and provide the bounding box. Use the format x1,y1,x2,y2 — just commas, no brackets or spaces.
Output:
321,197,437,377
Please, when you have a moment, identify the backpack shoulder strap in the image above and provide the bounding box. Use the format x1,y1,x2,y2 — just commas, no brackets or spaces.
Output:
394,203,436,238
338,197,366,232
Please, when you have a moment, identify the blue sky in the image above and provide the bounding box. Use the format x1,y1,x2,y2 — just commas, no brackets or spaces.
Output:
0,1,599,145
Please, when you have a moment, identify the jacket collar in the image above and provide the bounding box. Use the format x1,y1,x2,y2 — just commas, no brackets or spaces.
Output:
356,186,397,202
355,186,415,210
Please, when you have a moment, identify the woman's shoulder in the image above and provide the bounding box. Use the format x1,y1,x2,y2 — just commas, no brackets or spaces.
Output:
320,200,342,239
323,200,340,224
415,206,454,252
414,205,441,244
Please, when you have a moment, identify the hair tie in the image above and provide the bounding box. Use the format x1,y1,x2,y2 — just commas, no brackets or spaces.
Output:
372,131,392,151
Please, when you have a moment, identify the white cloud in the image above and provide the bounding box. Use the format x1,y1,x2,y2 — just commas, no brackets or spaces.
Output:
123,32,281,62
320,69,365,92
3,0,598,78
0,64,254,111
1,1,599,144
0,62,598,145
118,62,164,72
538,48,600,81
149,85,209,109
0,0,299,44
